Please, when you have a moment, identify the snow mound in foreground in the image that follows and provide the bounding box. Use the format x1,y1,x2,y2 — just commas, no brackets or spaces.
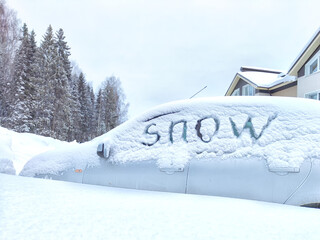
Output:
0,158,15,175
20,97,320,177
1,173,320,240
20,139,101,177
0,127,74,174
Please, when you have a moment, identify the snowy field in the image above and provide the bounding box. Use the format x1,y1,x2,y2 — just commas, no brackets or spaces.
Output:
1,173,320,240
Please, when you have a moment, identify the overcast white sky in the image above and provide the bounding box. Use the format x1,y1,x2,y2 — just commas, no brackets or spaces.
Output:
6,0,320,117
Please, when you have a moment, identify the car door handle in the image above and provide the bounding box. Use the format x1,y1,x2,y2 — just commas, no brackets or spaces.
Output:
160,167,184,174
268,166,300,173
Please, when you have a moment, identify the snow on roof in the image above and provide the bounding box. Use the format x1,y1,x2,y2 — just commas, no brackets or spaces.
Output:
238,70,296,88
20,97,320,177
235,66,296,88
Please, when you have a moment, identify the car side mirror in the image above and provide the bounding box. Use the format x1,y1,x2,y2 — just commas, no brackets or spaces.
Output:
97,143,110,159
97,143,105,158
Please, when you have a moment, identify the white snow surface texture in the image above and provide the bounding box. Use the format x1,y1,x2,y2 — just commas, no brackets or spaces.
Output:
20,96,320,177
1,173,320,240
0,127,74,175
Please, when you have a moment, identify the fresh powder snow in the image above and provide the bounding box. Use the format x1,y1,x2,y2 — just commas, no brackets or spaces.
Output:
1,173,320,240
19,96,320,177
0,126,75,175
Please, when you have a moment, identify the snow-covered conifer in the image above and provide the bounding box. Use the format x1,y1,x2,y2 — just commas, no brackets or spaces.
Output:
33,25,56,137
9,23,33,132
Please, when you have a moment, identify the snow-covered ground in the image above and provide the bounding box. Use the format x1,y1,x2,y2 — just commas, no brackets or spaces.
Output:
1,173,320,240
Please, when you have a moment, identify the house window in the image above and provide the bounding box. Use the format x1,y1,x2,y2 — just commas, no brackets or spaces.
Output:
306,50,320,75
305,90,320,100
242,84,255,96
309,59,318,74
232,88,240,96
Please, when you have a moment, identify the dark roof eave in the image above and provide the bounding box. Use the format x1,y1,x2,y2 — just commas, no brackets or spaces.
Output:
288,28,320,74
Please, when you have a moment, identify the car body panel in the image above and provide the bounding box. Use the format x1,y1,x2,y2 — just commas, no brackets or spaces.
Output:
285,162,320,206
35,168,84,183
187,158,312,204
82,160,189,193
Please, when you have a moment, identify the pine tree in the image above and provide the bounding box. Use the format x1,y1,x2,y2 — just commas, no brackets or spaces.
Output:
77,72,90,142
69,72,81,141
0,1,19,126
51,28,73,140
27,30,38,133
33,25,56,137
87,84,96,140
55,29,72,82
95,88,106,136
8,23,33,132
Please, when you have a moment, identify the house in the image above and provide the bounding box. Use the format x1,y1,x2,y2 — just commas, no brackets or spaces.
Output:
226,27,320,100
225,66,296,97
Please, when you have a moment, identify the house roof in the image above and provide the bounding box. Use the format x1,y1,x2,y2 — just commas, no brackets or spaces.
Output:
225,66,296,96
226,27,320,96
288,27,320,76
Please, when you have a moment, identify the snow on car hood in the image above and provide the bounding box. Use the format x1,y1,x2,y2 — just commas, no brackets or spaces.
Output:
21,97,320,176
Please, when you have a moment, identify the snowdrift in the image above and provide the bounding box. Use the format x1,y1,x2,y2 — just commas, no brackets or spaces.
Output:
0,127,74,174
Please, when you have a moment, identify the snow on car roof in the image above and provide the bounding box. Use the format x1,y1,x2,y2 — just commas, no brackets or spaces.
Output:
20,97,320,177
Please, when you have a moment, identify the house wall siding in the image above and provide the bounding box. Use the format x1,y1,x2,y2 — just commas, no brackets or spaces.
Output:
271,85,297,97
255,92,270,96
297,71,320,97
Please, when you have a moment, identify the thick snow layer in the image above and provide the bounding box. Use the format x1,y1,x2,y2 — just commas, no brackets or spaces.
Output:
238,71,296,88
0,158,15,175
104,97,320,168
20,97,320,177
0,127,73,174
1,174,320,240
20,139,101,177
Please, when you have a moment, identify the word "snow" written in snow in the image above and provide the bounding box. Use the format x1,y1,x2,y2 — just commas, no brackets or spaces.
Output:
142,114,277,146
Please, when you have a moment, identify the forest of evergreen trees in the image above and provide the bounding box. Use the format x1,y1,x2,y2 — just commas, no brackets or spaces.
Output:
0,1,128,142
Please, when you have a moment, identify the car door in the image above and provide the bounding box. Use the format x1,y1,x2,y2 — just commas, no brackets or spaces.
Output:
186,157,312,204
34,168,84,183
283,160,320,206
82,159,189,193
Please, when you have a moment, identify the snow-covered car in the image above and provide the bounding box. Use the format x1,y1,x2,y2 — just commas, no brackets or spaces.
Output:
21,97,320,207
